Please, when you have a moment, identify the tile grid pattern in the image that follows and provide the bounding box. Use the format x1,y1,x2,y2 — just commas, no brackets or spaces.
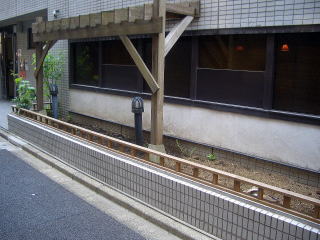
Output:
71,113,320,189
2,0,320,118
8,114,320,240
16,21,37,87
1,0,320,27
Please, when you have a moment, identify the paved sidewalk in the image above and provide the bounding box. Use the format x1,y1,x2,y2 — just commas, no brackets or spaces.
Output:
0,137,184,240
0,100,12,129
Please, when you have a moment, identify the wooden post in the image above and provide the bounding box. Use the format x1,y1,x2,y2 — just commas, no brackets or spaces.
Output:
35,17,44,111
35,42,44,111
283,196,291,209
175,162,181,172
212,174,218,185
233,180,241,192
257,187,264,200
151,0,165,145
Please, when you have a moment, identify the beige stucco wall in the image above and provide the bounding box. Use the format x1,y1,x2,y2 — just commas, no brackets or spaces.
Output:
70,89,320,172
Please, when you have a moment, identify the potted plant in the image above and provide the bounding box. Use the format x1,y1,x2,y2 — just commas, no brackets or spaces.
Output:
12,73,36,110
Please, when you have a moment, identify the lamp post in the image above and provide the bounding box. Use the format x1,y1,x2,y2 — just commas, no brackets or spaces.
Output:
131,97,144,146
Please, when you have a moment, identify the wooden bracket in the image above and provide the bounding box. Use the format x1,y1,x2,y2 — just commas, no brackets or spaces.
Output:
165,15,193,56
119,35,159,93
34,40,57,79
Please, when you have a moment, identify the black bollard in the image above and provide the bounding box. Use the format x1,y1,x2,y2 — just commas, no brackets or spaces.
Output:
131,97,144,146
49,83,59,119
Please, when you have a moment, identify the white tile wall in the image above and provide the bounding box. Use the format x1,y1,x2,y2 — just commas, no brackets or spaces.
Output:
1,0,320,117
1,0,320,28
8,113,320,240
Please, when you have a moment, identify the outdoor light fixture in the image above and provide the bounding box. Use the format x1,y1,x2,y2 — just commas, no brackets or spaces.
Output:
235,45,245,51
132,97,144,146
53,10,60,19
280,43,289,52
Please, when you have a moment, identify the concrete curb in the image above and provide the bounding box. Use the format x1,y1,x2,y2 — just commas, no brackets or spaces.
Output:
0,127,218,240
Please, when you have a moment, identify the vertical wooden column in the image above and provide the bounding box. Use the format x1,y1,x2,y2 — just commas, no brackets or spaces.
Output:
35,42,44,111
151,0,166,145
35,17,44,111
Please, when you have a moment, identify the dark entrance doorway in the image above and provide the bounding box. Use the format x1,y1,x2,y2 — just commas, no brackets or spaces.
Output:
0,26,17,100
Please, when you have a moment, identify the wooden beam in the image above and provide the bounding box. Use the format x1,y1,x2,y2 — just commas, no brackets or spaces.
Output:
101,11,114,25
32,1,200,41
119,35,159,93
151,0,166,145
34,40,57,79
70,16,80,29
129,6,144,23
33,18,162,42
164,15,193,56
166,2,196,16
80,15,90,28
61,18,70,30
114,8,129,24
144,4,153,20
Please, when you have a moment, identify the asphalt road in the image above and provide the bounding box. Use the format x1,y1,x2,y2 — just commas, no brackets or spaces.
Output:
0,149,146,240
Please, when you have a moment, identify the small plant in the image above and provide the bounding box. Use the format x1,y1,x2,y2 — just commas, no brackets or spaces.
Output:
12,73,36,109
176,139,196,158
44,104,53,117
32,52,64,99
207,153,216,161
66,114,72,122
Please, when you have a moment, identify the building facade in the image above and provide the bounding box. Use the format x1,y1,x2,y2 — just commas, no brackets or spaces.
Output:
0,0,320,172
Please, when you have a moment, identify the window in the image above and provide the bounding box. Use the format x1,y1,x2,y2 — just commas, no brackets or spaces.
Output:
199,35,266,71
165,37,192,98
101,40,140,91
69,30,320,122
27,28,36,49
197,35,266,107
72,42,99,86
273,33,320,115
143,37,192,98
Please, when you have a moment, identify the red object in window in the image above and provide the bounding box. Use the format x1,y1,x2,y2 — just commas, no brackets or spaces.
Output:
235,45,245,51
280,43,289,52
19,71,26,79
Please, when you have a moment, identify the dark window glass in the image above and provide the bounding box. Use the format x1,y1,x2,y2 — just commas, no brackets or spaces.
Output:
27,28,36,49
199,35,229,69
199,35,266,71
72,42,99,86
143,37,191,98
197,35,266,107
102,40,136,65
101,40,139,91
142,39,152,93
196,69,264,107
273,33,320,115
165,37,191,98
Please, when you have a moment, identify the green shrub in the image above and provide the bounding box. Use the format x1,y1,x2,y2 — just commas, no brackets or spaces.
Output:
32,52,64,99
207,153,216,161
12,74,36,109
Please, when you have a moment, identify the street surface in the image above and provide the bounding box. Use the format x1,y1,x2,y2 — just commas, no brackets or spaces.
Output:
0,137,182,240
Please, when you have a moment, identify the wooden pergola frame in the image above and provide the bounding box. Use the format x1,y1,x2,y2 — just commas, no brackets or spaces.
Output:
32,0,200,145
